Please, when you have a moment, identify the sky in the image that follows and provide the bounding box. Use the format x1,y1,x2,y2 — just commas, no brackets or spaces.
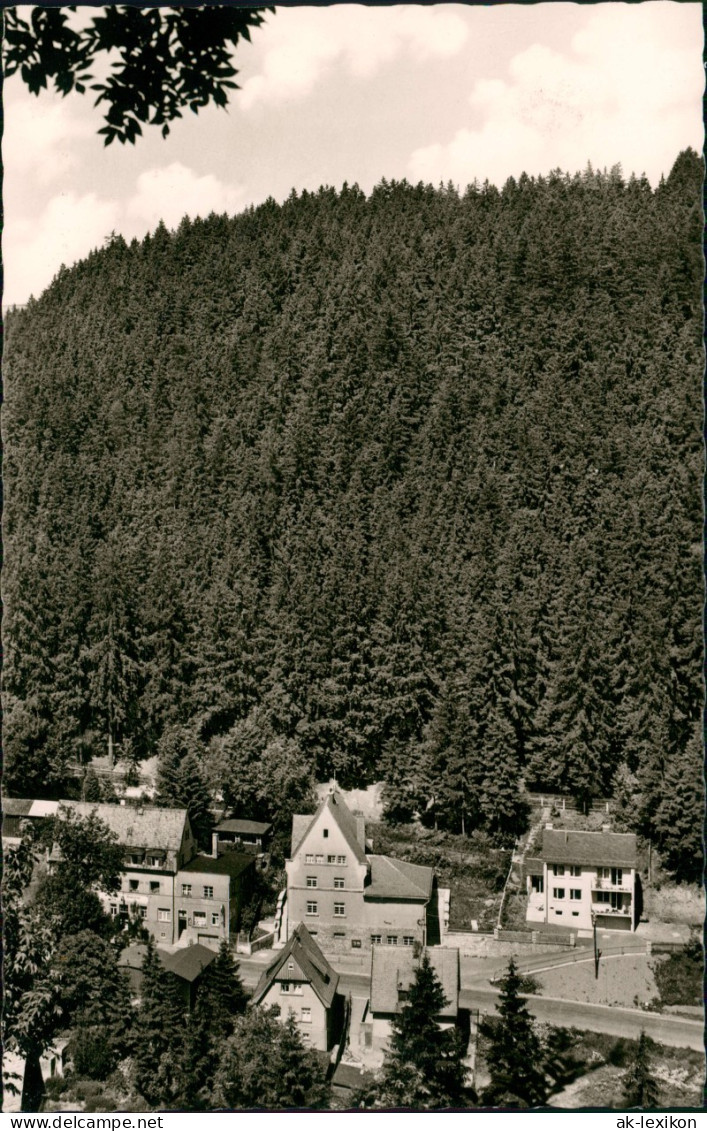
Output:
2,2,703,306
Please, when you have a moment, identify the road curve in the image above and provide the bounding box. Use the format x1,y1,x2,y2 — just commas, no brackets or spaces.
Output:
460,987,704,1051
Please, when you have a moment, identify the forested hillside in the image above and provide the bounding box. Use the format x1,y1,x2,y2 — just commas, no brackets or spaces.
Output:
4,151,703,869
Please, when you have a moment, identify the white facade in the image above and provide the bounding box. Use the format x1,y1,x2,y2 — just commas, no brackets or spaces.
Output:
526,829,638,932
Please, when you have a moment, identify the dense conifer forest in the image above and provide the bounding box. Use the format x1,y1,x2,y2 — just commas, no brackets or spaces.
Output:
4,150,703,872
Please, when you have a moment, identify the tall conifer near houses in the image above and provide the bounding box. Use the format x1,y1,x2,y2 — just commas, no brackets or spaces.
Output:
480,958,547,1107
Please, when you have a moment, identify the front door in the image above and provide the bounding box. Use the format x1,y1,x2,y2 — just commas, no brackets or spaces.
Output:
178,910,187,938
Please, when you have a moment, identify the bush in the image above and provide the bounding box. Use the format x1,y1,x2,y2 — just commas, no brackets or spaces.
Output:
70,1027,118,1081
653,942,703,1007
607,1038,631,1067
44,1075,68,1098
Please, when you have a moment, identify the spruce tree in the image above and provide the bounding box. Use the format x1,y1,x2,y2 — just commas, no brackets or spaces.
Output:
377,953,468,1108
481,958,547,1107
622,1031,660,1109
133,939,187,1106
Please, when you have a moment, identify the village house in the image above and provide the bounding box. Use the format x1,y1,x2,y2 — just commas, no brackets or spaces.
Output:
251,923,344,1051
212,818,272,856
284,788,438,952
118,941,217,1008
4,799,255,948
355,945,461,1063
525,826,640,932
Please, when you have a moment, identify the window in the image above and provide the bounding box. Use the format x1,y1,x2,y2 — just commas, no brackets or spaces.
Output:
552,864,565,876
211,913,220,926
555,910,562,916
129,879,139,891
337,855,347,865
203,886,214,899
129,854,142,865
150,881,160,893
572,911,579,917
569,865,581,876
351,939,361,949
280,982,290,994
387,935,398,946
596,891,610,904
139,907,147,920
305,854,315,864
371,934,382,945
157,908,171,922
334,932,345,940
306,876,318,888
334,902,345,917
148,855,162,867
334,877,345,889
403,936,415,946
570,889,582,901
288,962,294,972
181,884,192,896
301,1007,311,1023
611,868,623,886
315,854,324,864
552,888,565,900
193,911,207,926
281,982,303,995
597,867,610,879
306,901,318,915
323,828,329,838
327,854,336,864
109,904,118,917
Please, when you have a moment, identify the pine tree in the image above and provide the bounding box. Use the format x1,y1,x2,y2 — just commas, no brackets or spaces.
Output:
653,724,704,884
622,1031,660,1108
83,766,102,802
133,939,187,1106
375,953,468,1109
480,958,547,1107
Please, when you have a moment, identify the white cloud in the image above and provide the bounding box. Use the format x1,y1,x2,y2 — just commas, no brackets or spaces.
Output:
4,165,246,306
240,5,468,108
3,89,93,184
123,162,247,237
4,192,120,305
409,2,703,187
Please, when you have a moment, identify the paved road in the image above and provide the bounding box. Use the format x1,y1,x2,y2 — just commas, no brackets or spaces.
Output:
460,986,704,1050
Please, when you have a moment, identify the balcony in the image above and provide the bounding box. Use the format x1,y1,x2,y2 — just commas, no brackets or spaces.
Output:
591,878,632,892
592,905,632,918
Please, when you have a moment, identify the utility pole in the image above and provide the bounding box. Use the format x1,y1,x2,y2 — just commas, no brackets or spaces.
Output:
592,911,602,979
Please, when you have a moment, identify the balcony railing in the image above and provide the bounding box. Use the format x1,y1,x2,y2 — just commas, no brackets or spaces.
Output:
591,878,632,892
592,905,632,916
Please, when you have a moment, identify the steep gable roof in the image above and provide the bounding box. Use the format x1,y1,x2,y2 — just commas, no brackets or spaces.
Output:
365,855,434,901
251,923,339,1008
162,944,217,983
290,790,367,864
542,829,637,869
179,851,254,878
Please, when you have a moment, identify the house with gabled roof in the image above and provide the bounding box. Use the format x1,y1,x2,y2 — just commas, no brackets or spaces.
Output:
526,825,640,932
251,923,344,1050
361,945,461,1058
5,797,254,948
285,788,438,953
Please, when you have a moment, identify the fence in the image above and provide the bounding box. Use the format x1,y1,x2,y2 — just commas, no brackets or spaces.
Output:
495,927,576,948
235,929,275,955
526,792,612,814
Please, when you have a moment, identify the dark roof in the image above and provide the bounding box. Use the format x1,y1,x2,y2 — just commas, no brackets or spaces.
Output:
542,829,637,868
252,923,339,1008
524,856,544,876
216,819,272,836
2,816,24,838
370,947,459,1017
179,851,254,878
365,855,434,901
118,943,216,983
290,790,367,864
162,944,217,982
331,1062,376,1091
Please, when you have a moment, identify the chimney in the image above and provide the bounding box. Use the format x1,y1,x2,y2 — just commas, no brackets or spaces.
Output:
212,831,219,859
